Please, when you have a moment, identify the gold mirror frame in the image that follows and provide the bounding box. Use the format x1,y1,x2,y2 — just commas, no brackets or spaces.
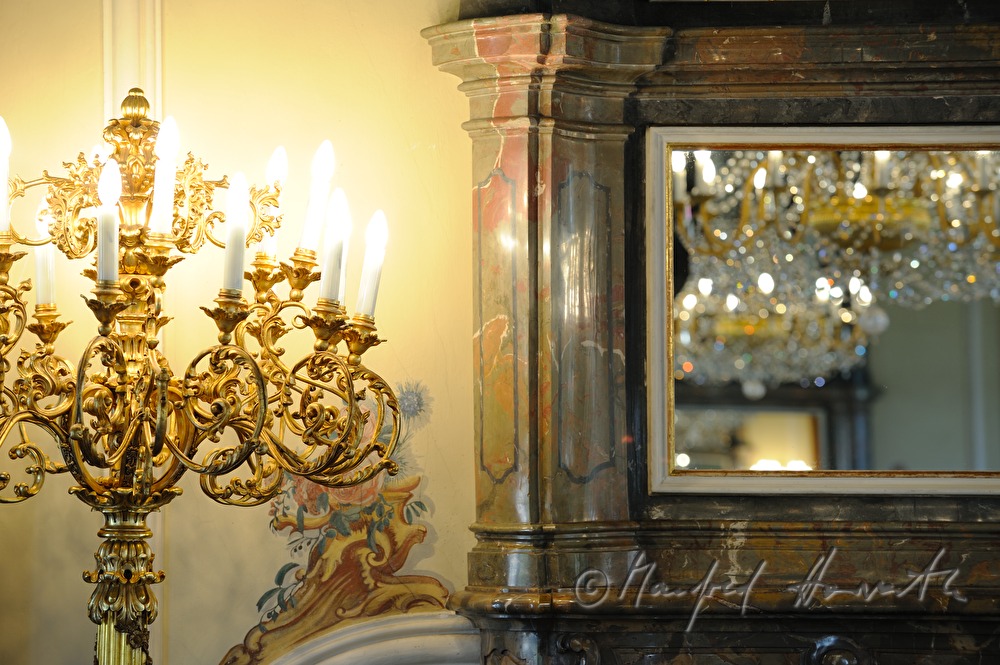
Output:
646,126,1000,494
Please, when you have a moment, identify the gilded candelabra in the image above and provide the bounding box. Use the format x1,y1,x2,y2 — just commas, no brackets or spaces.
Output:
0,89,399,664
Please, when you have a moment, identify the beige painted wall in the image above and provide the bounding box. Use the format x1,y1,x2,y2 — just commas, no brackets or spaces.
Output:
870,301,1000,471
0,1,472,663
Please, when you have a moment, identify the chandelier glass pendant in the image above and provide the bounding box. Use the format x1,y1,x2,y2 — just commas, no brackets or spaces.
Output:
0,89,400,665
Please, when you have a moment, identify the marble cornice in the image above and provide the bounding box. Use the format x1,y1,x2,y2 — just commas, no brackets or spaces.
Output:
640,22,1000,95
423,14,672,127
423,14,672,80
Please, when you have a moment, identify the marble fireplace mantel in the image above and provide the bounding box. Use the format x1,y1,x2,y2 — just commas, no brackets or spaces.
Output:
424,13,1000,664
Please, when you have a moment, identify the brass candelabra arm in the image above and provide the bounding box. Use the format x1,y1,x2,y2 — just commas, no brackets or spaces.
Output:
0,241,27,285
132,242,184,284
26,304,70,355
296,297,349,352
247,184,282,248
268,350,358,476
69,335,132,476
83,282,129,338
0,442,47,503
13,345,76,421
7,163,101,257
0,321,78,503
160,343,266,480
201,288,250,345
199,446,284,506
238,293,310,385
304,363,400,486
341,315,384,365
280,248,320,302
0,244,32,360
246,252,285,304
0,406,66,503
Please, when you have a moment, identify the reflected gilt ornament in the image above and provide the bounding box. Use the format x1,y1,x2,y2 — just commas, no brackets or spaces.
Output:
0,89,400,665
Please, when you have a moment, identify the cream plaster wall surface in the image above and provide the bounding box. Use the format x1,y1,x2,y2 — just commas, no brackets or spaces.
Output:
0,1,472,663
0,4,105,665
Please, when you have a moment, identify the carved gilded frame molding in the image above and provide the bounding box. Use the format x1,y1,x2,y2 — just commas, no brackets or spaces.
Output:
647,125,1000,494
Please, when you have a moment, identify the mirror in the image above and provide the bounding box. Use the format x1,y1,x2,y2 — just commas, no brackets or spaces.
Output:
646,127,1000,492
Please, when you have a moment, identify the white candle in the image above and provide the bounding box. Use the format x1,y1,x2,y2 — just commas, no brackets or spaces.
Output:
874,150,891,188
693,150,715,191
256,232,277,260
297,141,335,253
0,117,10,233
266,146,288,189
223,172,248,292
355,210,388,318
34,204,56,306
976,150,991,189
670,150,687,203
766,150,782,187
149,116,179,234
97,160,122,283
318,188,352,303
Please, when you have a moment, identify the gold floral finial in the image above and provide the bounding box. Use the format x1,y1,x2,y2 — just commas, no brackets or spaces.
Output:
121,88,150,125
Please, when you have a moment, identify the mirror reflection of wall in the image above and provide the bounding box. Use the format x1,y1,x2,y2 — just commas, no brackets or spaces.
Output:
670,146,1000,472
675,407,823,471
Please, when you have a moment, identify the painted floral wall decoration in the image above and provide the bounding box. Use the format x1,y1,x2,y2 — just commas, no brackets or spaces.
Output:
222,380,449,665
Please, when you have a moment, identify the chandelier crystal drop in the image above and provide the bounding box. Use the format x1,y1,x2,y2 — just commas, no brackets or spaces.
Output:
0,89,401,665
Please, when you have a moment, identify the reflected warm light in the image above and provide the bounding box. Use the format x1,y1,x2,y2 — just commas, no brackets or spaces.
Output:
675,453,691,468
757,272,775,294
815,277,830,302
750,459,813,471
671,149,687,173
694,150,715,186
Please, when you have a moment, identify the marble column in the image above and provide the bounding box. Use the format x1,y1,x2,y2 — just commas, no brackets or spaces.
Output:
424,14,671,663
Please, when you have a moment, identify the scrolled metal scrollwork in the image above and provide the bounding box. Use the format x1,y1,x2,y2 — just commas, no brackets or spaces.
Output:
0,88,400,665
170,343,267,476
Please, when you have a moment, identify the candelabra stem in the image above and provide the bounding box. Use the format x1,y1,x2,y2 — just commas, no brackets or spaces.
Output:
86,510,164,665
96,619,150,665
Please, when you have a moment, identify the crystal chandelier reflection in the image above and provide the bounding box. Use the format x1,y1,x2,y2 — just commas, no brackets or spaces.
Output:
674,252,870,395
0,89,400,665
673,146,1000,310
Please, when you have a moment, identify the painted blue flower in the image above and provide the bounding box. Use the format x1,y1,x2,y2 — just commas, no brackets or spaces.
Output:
396,380,432,429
